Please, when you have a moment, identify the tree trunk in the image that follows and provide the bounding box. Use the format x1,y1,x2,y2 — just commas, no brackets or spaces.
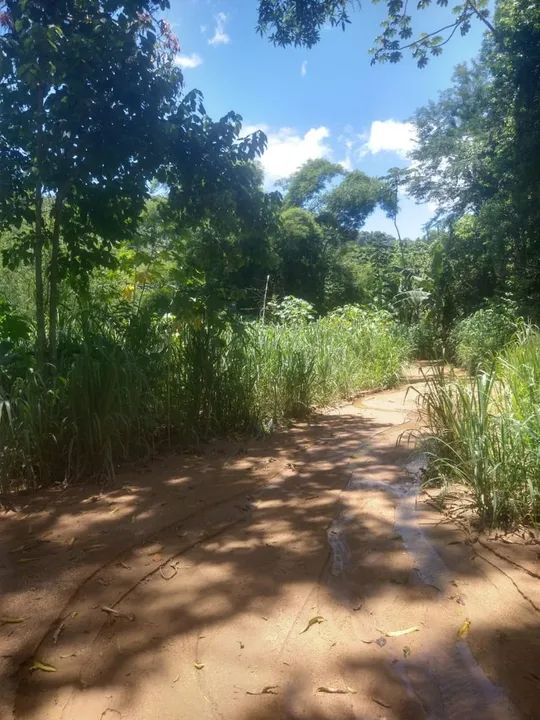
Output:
34,83,46,368
48,193,65,367
393,216,406,265
34,184,46,368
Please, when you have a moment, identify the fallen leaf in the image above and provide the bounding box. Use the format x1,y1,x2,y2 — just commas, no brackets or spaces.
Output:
59,652,78,659
300,615,325,634
246,685,279,695
457,619,471,638
1,616,26,624
193,663,205,670
29,660,57,673
52,621,65,644
317,686,357,694
378,626,420,638
101,606,135,622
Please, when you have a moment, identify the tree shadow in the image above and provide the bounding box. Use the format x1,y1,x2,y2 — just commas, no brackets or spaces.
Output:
1,401,538,720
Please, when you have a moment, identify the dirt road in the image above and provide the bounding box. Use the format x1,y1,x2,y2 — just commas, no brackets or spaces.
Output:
1,373,539,719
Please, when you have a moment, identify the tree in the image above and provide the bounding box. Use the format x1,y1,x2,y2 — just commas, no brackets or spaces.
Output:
283,161,386,237
380,167,406,262
282,158,345,213
0,1,181,364
406,1,540,314
0,1,268,364
275,207,327,305
324,171,383,233
257,0,497,66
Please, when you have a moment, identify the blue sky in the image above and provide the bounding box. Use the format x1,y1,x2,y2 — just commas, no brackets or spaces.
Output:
166,0,488,238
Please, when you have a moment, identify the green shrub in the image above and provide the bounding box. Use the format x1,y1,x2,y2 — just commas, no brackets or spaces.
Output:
0,304,410,490
408,314,445,360
420,330,540,527
450,306,517,372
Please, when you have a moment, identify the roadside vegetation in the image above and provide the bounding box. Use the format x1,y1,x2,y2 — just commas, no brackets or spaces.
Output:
0,293,409,491
421,330,540,527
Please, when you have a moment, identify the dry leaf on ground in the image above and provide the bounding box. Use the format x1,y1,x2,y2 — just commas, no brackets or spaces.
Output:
300,615,325,634
246,685,279,695
29,660,57,672
378,626,420,638
317,686,356,694
101,606,135,621
457,619,471,638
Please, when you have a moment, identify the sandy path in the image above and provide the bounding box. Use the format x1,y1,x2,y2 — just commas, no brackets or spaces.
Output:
1,372,539,720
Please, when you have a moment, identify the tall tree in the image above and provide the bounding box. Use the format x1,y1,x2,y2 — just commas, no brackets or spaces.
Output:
0,1,268,363
407,1,540,312
0,0,181,364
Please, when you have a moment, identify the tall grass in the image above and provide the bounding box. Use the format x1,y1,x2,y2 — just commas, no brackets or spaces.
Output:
420,329,540,527
0,307,410,491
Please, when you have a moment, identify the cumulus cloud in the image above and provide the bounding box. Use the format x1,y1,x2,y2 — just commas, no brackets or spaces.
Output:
174,53,203,69
300,60,308,77
364,120,417,157
243,125,332,185
208,12,230,45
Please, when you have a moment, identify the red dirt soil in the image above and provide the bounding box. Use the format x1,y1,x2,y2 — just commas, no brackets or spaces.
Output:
1,371,539,719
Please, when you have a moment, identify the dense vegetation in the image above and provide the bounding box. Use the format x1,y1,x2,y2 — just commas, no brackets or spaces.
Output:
422,331,540,526
1,1,539,527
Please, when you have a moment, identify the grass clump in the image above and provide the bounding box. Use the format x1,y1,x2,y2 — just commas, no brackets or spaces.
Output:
450,306,518,372
420,329,540,527
0,304,410,491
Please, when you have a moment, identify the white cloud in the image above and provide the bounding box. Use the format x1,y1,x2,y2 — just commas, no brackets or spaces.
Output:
364,120,417,158
300,60,308,77
243,125,332,185
208,12,230,45
174,52,203,69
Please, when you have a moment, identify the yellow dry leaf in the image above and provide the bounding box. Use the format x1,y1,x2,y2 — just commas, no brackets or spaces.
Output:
300,615,325,634
1,616,26,624
193,663,205,670
317,686,357,694
457,619,471,638
29,660,57,673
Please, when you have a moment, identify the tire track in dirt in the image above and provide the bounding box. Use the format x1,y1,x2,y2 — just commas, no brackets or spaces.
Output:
5,375,538,720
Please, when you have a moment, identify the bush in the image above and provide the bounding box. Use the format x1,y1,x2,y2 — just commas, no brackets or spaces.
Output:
420,329,540,527
0,304,410,490
408,314,446,360
450,306,517,372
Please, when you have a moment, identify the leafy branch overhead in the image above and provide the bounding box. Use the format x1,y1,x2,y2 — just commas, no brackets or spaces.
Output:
257,0,497,66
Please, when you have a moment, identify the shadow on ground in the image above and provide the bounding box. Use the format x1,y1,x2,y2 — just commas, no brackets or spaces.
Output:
1,392,538,720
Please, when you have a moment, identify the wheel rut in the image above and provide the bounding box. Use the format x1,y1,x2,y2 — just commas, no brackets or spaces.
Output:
3,375,537,720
